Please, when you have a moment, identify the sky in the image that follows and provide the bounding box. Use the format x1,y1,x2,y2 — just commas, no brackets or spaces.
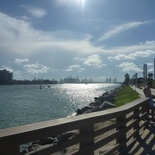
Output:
0,0,155,82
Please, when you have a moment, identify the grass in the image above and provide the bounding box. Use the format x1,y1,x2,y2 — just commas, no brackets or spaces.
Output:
95,85,141,131
114,85,140,107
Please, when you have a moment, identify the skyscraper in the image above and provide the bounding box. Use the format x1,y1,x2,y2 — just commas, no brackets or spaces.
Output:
154,58,155,80
143,64,147,86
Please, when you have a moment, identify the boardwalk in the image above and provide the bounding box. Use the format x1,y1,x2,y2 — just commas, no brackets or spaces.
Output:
119,122,155,155
0,85,154,155
125,86,155,155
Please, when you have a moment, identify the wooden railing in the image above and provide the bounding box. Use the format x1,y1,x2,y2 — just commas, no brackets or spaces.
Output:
0,98,150,155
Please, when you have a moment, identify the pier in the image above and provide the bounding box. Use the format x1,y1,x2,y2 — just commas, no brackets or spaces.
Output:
0,88,155,155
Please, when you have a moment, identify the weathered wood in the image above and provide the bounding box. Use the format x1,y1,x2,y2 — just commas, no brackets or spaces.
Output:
116,115,126,153
0,98,149,155
134,108,140,138
0,141,20,155
79,124,94,155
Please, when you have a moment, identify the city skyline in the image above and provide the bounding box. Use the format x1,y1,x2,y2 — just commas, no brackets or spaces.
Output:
0,0,155,82
0,68,118,83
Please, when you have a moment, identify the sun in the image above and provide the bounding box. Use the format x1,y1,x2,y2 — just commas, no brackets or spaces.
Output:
76,0,86,9
56,0,87,10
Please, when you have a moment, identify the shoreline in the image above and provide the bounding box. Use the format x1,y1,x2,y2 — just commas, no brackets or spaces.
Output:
20,85,122,154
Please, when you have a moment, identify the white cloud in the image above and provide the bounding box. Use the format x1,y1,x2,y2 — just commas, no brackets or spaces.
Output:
73,57,85,61
108,50,155,61
147,63,154,66
81,40,155,56
83,55,106,68
14,58,29,64
74,55,106,68
65,65,84,72
23,63,50,74
14,70,22,79
98,21,149,41
147,63,154,73
0,66,14,72
118,62,142,72
108,54,135,61
0,12,104,55
22,6,47,18
145,41,155,45
0,12,155,58
107,41,155,54
130,50,155,58
148,68,154,72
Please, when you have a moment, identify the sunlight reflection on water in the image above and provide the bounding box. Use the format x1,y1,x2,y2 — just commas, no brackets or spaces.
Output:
0,83,120,128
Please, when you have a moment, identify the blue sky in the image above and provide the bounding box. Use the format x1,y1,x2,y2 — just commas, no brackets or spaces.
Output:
0,0,155,82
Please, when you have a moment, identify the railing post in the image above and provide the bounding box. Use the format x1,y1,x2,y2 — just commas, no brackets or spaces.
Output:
134,108,140,138
116,115,126,154
143,102,150,128
0,141,20,155
79,124,94,155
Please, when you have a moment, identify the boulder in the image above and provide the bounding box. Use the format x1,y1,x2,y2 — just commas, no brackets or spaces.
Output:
39,137,55,145
54,132,77,145
76,106,93,115
99,101,115,110
89,100,102,106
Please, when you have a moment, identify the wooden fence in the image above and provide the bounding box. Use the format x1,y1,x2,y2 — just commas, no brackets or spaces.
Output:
0,98,150,155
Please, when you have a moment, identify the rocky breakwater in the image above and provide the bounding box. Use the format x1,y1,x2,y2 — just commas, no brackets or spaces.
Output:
20,86,121,155
75,87,121,115
20,131,78,155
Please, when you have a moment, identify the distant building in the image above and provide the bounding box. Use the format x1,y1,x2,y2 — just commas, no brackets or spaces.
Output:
109,78,111,83
143,64,147,86
154,58,155,80
113,77,117,83
0,69,13,84
106,78,108,83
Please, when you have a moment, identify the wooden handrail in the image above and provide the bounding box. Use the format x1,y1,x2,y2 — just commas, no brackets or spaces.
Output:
0,98,150,155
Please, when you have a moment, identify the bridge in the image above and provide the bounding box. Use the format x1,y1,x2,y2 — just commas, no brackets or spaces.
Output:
0,87,155,155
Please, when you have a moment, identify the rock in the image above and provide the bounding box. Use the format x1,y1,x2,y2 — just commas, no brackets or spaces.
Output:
76,106,93,115
20,149,28,155
90,106,102,112
75,87,120,115
99,101,115,110
89,100,101,106
32,140,40,145
28,144,41,152
39,137,55,145
54,132,77,144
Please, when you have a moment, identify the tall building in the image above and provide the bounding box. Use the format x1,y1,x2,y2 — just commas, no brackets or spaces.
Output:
113,77,117,83
154,58,155,80
143,64,147,86
109,78,111,83
0,69,13,84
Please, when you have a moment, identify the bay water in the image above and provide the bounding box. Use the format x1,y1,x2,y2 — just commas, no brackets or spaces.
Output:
0,83,120,129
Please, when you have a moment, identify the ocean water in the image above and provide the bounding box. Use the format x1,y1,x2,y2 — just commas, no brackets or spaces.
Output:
0,83,120,129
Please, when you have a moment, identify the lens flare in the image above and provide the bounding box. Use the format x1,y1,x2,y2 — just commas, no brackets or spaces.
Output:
56,0,86,9
76,0,86,9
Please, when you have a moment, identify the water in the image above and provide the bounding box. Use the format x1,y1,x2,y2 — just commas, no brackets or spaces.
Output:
0,83,120,129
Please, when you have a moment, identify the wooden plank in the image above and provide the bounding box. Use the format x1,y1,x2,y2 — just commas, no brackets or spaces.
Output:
0,98,149,155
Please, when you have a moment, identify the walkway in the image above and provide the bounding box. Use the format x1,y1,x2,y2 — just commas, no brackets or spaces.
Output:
131,85,155,97
126,86,155,155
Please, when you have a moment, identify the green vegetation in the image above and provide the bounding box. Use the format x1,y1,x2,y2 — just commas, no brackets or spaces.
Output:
114,85,140,107
95,85,141,131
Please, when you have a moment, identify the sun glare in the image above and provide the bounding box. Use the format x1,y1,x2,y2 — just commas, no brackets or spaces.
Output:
56,0,86,9
76,0,86,9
